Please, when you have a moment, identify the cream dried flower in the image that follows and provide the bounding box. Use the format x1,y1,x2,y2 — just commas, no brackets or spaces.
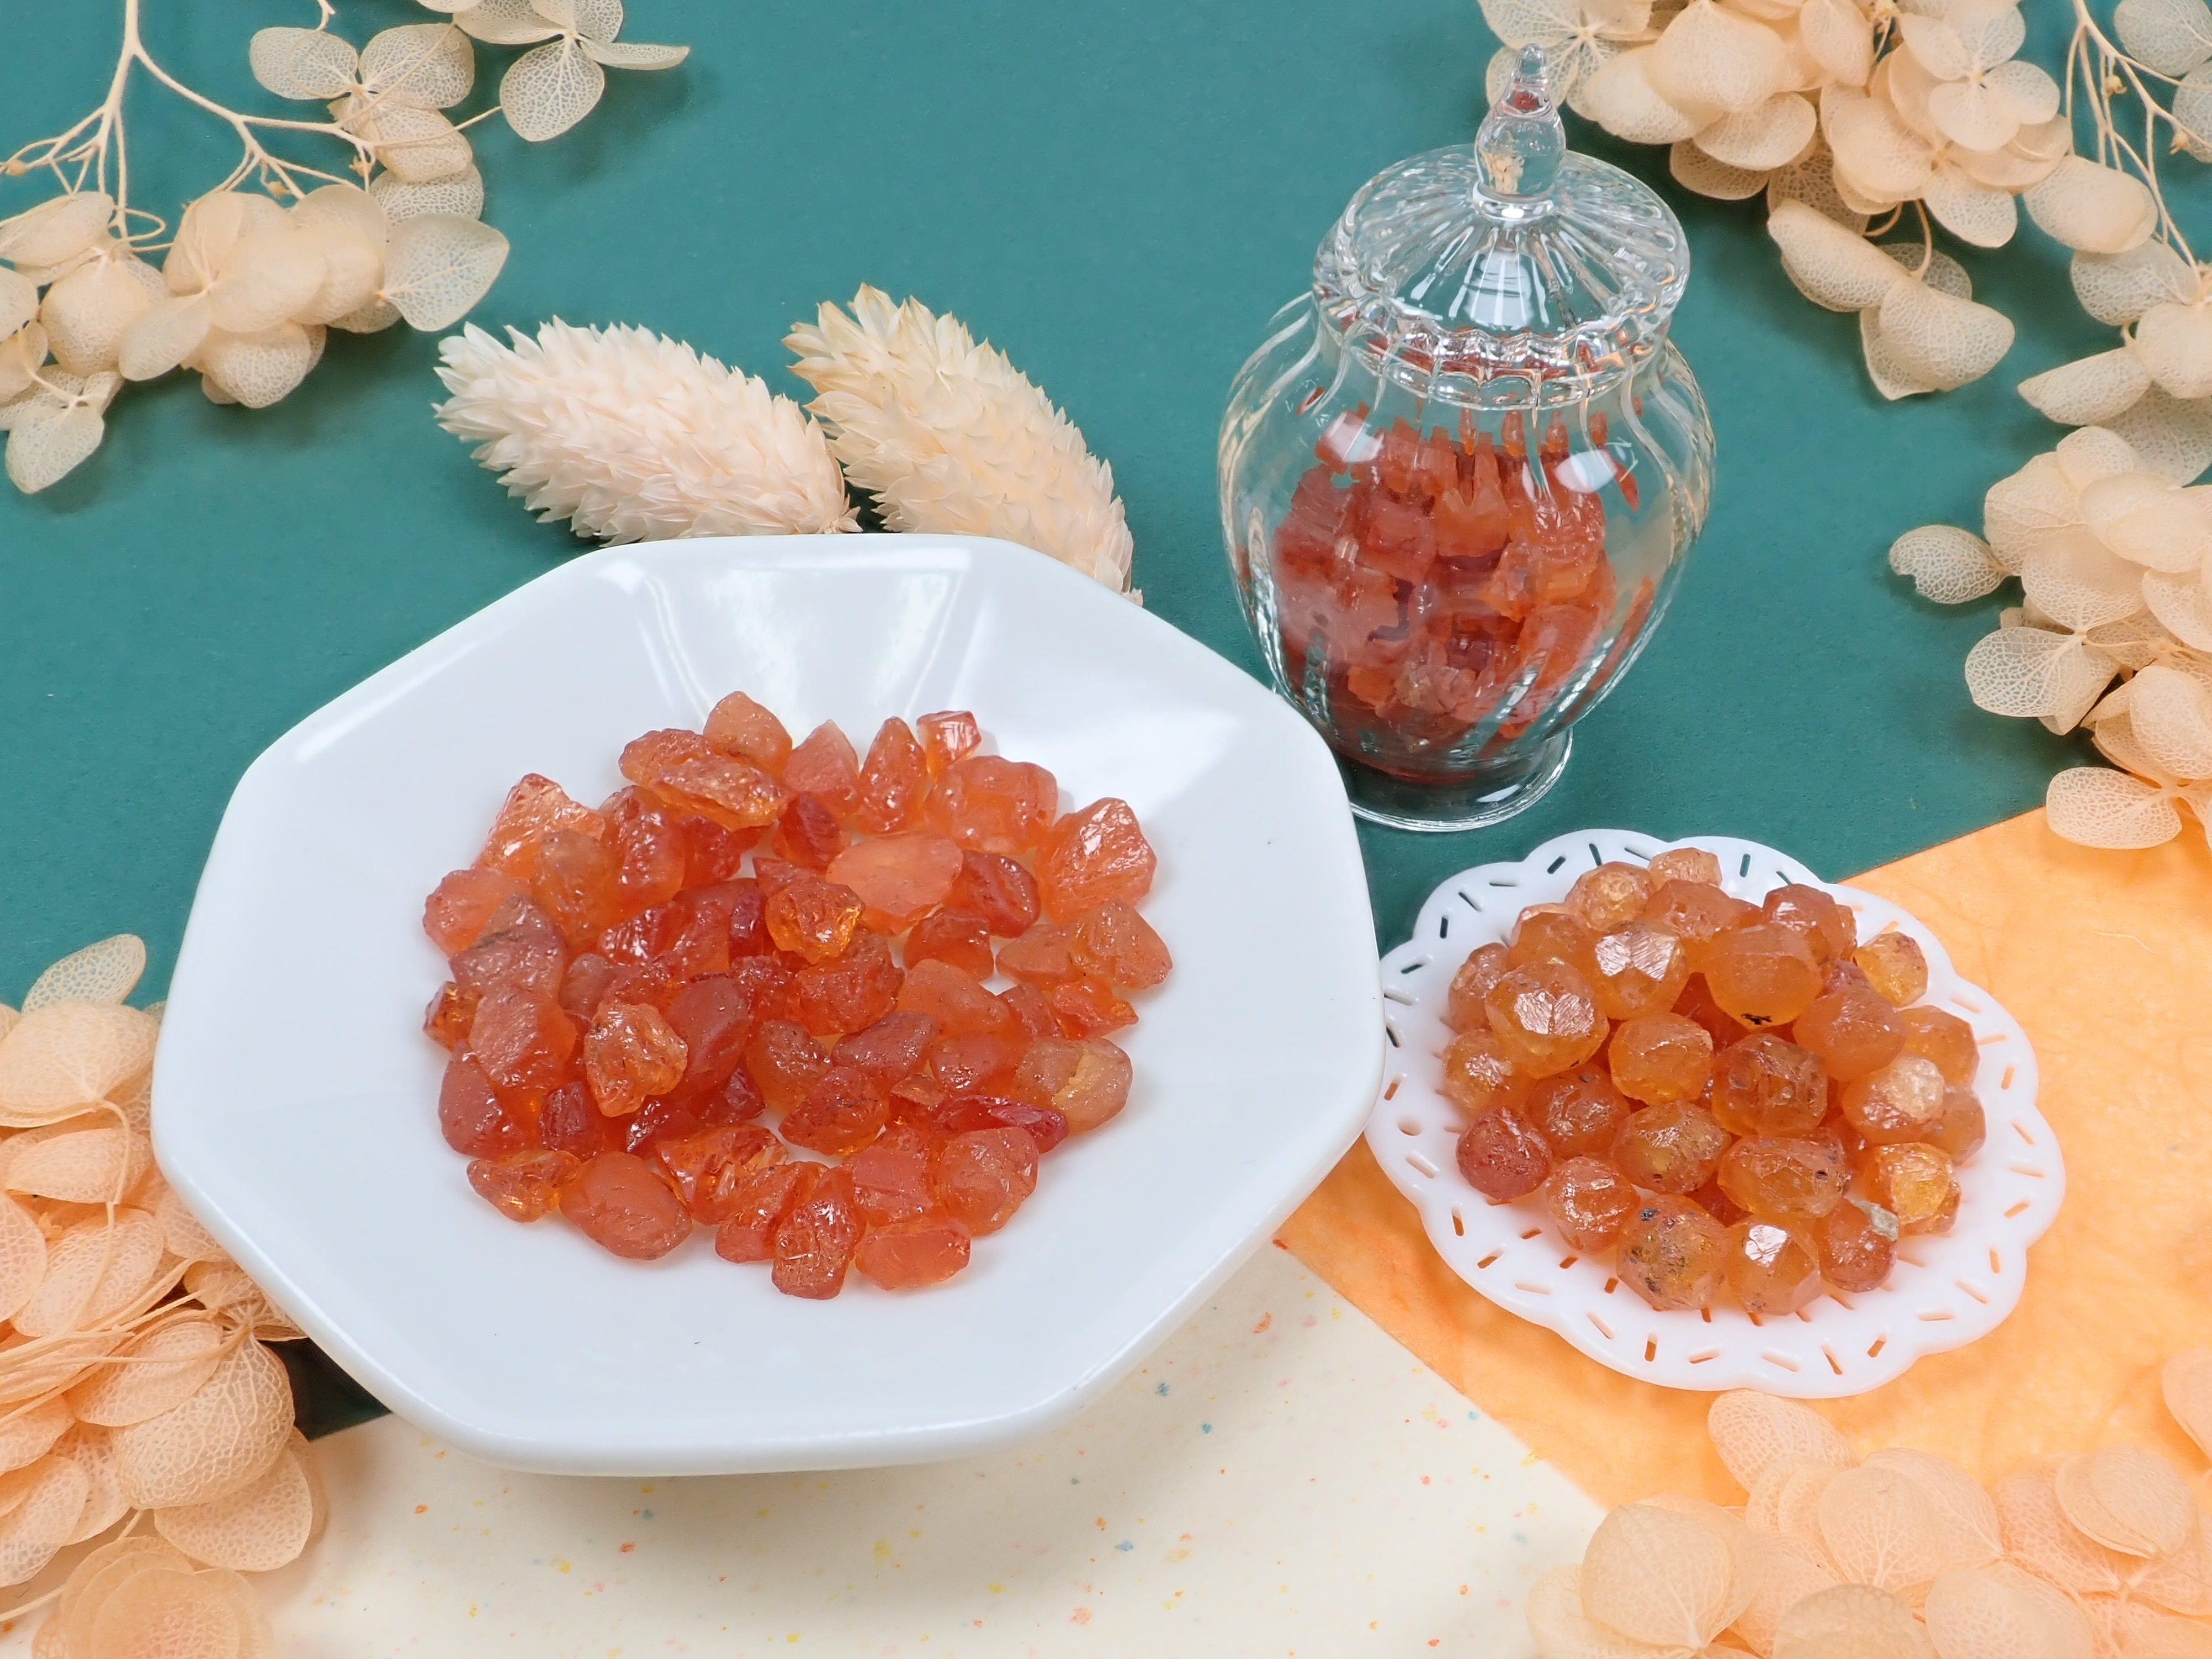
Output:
432,319,856,542
1478,0,1656,111
438,0,688,142
786,286,1136,595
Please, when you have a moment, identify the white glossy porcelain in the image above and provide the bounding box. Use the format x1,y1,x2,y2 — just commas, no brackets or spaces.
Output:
155,535,1382,1475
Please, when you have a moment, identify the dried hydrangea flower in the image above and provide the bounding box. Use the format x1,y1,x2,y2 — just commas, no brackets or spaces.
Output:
445,0,689,141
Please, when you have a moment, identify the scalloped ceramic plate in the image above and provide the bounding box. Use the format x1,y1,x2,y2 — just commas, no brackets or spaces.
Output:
155,534,1383,1474
1368,828,2062,1398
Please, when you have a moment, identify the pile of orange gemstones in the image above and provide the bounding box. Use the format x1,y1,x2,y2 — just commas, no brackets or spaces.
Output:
1438,848,1984,1316
420,693,1166,1297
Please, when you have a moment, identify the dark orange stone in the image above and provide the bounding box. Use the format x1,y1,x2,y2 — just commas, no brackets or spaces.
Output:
1610,1103,1730,1195
540,1079,614,1159
559,1151,692,1260
772,1165,864,1297
439,1051,533,1159
1524,1065,1629,1160
926,1031,1024,1094
1068,901,1172,989
826,832,963,931
1761,884,1857,964
478,774,607,878
654,1123,784,1223
917,710,982,774
1543,1157,1637,1250
1717,1136,1846,1224
604,790,688,914
925,756,1058,855
472,984,579,1099
1641,880,1757,964
424,981,476,1050
833,1010,938,1086
933,1126,1040,1235
998,922,1080,985
1900,1005,1980,1085
1036,798,1155,921
764,876,865,964
1047,977,1137,1039
999,980,1058,1040
467,1149,580,1222
714,1162,810,1263
1010,1037,1131,1133
783,1064,891,1157
1815,1198,1897,1292
784,722,863,823
1446,944,1512,1034
1794,987,1907,1081
451,895,568,998
858,719,931,834
771,794,845,870
425,866,529,955
947,851,1041,937
851,1125,941,1227
1454,1106,1552,1201
1483,959,1608,1077
856,1213,972,1290
1618,1195,1727,1311
704,691,793,774
583,1000,687,1117
898,958,1018,1039
906,911,995,980
787,932,904,1037
1703,923,1823,1028
743,1018,832,1114
1709,1033,1828,1138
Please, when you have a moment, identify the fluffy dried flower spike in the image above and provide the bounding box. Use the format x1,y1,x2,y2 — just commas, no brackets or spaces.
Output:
786,286,1137,595
433,319,856,541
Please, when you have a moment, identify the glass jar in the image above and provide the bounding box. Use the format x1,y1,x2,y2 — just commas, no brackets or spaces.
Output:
1218,46,1715,832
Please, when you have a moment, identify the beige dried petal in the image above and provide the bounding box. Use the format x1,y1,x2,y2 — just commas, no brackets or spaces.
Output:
2019,349,2152,426
502,36,606,141
180,1262,298,1342
349,102,473,183
0,322,49,404
1890,524,2007,601
1480,0,1585,50
197,324,317,409
23,938,145,1013
1801,0,1874,86
1767,199,1903,310
2108,387,2212,485
2126,1616,2212,1658
68,1316,229,1429
1996,1465,2136,1591
1897,11,1972,79
1672,140,1771,199
86,1564,241,1657
0,1401,73,1479
1863,304,1954,397
0,194,116,269
2115,0,2212,74
1878,275,2015,390
0,1457,90,1588
1581,1500,1745,1646
118,294,212,383
1649,0,1790,113
1952,135,2064,192
0,1196,46,1326
2137,572,2212,649
51,1422,128,1544
457,0,562,40
6,1126,150,1206
2074,244,2196,330
1771,1583,1934,1659
1777,1459,1841,1552
1767,143,1871,232
2057,1447,2198,1559
2176,62,2212,159
1863,1447,2004,1574
1710,1392,1856,1493
153,1437,312,1572
1817,1463,1942,1595
378,214,508,330
1695,92,1816,170
2079,471,2211,571
1824,85,1934,201
1924,1563,2091,1659
292,218,383,327
15,1208,164,1338
248,25,358,100
2022,538,2145,633
4,403,105,495
165,195,286,298
2135,304,2212,401
2165,1352,2212,1459
1924,161,2017,248
359,22,474,108
1582,49,1707,143
2127,663,2212,776
581,38,687,68
2026,158,2159,255
156,1192,225,1266
207,228,325,335
1524,1564,1659,1659
2057,424,2148,488
368,165,484,222
2135,1526,2212,1616
52,1536,195,1655
1966,623,2117,722
1733,1532,1841,1657
329,295,400,335
1640,1493,1762,1631
112,1339,291,1511
0,271,38,344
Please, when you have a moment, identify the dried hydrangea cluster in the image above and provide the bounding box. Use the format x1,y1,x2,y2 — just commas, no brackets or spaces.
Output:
1443,852,1985,1314
0,0,687,494
1478,0,2187,400
430,291,1140,595
1896,425,2212,851
0,937,321,1656
1528,1374,2212,1658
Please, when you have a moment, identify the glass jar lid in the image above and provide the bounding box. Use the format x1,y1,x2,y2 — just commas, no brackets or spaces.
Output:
1312,45,1691,403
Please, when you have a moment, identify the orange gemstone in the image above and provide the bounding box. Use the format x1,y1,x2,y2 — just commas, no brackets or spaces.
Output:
713,1162,810,1262
1646,847,1722,886
604,791,688,914
653,1123,782,1223
1709,1033,1828,1138
1609,1103,1730,1195
439,1052,530,1157
559,1152,691,1260
1641,880,1757,962
467,1149,580,1222
1717,1136,1846,1224
1525,1065,1630,1160
926,1031,1024,1094
771,794,844,870
784,1064,892,1156
905,912,996,980
424,981,476,1050
1606,1013,1713,1105
947,851,1041,937
772,1165,864,1297
1815,1198,1897,1292
1446,944,1511,1034
530,827,620,951
1724,1221,1822,1316
1793,987,1907,1081
1840,1054,1947,1145
857,719,931,834
1564,862,1653,931
999,980,1058,1040
472,983,579,1099
1037,798,1155,921
926,756,1059,855
1900,1005,1979,1085
1011,1036,1131,1133
1454,1106,1552,1201
1702,923,1822,1028
834,1009,938,1085
451,895,568,998
1672,973,1751,1052
659,975,758,1107
619,728,714,786
899,958,1018,1039
1439,1030,1526,1118
1068,900,1172,989
1852,931,1929,1006
583,1000,686,1117
764,876,865,963
1047,977,1138,1038
933,1126,1040,1235
784,722,863,822
703,691,794,774
1932,1086,1986,1159
742,1018,832,1114
851,1126,941,1227
1761,884,1857,964
1543,1157,1638,1249
478,774,607,878
1588,921,1691,1020
1865,1143,1959,1234
825,832,962,930
1483,959,1608,1077
640,753,790,834
856,1213,973,1290
1618,1196,1727,1311
917,710,982,774
998,922,1080,985
424,866,529,955
1506,906,1599,979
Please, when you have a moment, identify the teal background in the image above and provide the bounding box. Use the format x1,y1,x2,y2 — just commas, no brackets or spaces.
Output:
0,2,2103,997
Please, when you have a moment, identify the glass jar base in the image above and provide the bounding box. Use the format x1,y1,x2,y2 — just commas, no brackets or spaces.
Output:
1339,732,1572,833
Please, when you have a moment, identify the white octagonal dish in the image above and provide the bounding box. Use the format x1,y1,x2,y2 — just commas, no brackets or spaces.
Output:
155,534,1383,1475
1369,828,2062,1399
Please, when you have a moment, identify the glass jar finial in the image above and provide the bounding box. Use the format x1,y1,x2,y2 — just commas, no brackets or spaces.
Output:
1474,45,1564,210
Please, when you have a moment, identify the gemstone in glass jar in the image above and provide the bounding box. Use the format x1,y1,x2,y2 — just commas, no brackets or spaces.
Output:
1564,862,1653,932
1506,907,1599,979
1840,1054,1947,1145
1606,1013,1713,1105
1641,881,1757,962
1524,1065,1630,1160
1439,1030,1527,1119
1717,1136,1846,1224
1853,931,1929,1006
1865,1143,1959,1234
1445,944,1512,1034
1702,924,1822,1028
1931,1086,1986,1160
1618,1196,1728,1311
1709,1034,1828,1138
1815,1198,1898,1292
1454,1107,1552,1201
1483,961,1608,1077
1792,987,1907,1081
1588,921,1691,1020
1609,1102,1730,1195
1761,884,1857,964
1899,1005,1979,1086
1724,1221,1822,1317
1543,1157,1637,1250
1647,847,1722,886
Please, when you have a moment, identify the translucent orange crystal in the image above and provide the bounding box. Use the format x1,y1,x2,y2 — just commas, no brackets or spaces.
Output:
1646,847,1721,886
1724,1221,1821,1317
1525,1065,1630,1160
1606,1013,1713,1105
784,722,863,823
479,774,607,878
1709,1033,1828,1138
1588,921,1691,1020
857,719,931,834
1068,900,1172,989
1761,883,1857,964
947,850,1041,937
933,1127,1039,1235
782,1064,891,1157
917,709,982,774
424,866,529,955
926,756,1058,855
471,984,579,1099
1506,907,1599,979
1717,1136,1845,1224
825,832,962,931
1899,1005,1979,1085
704,691,794,774
1640,880,1756,961
1618,1196,1727,1311
1839,1054,1947,1145
856,1213,972,1290
1440,1030,1527,1119
1864,1143,1959,1234
1454,1106,1553,1201
905,911,995,980
1814,1197,1897,1292
764,877,865,963
1543,1157,1637,1250
1037,798,1156,921
1610,1103,1730,1196
1792,986,1907,1081
1701,923,1822,1027
1445,943,1511,1034
772,1165,864,1298
1484,959,1609,1077
1564,862,1652,932
559,1152,692,1260
584,1001,687,1117
467,1149,581,1222
1852,931,1929,1006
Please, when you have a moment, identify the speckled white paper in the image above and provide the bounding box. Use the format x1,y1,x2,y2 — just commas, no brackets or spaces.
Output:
3,1246,1598,1657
